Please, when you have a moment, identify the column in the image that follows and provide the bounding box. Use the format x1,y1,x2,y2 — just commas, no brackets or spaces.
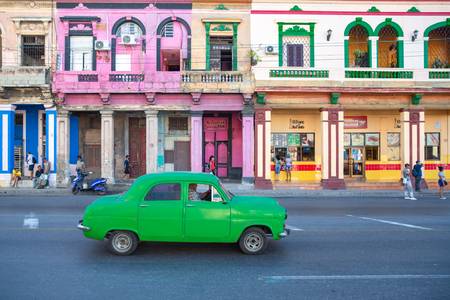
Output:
101,110,115,183
369,36,378,68
45,107,57,186
145,110,158,174
0,105,15,186
254,108,272,189
401,109,425,168
190,111,203,172
56,110,70,186
321,108,345,189
242,108,254,184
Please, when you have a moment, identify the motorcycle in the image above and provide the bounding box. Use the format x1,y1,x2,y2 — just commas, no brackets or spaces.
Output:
71,171,107,195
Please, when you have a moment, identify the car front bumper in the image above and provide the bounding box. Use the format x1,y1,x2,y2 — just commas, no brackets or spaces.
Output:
279,228,290,238
77,220,91,232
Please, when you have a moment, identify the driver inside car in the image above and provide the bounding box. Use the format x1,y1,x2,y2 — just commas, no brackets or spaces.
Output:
188,184,211,201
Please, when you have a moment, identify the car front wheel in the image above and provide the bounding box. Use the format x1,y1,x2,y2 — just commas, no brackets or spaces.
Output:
106,231,138,256
238,227,268,255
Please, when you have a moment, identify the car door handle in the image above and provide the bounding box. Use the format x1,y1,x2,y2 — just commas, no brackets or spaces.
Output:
186,204,196,207
139,204,149,207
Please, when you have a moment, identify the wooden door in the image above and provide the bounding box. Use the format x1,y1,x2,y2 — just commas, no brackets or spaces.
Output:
174,141,190,171
129,118,146,178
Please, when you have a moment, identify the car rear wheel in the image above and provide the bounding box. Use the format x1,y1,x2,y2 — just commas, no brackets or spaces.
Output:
106,231,138,256
238,227,268,255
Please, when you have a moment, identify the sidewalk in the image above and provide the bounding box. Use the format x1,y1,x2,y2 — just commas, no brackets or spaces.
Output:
0,183,440,198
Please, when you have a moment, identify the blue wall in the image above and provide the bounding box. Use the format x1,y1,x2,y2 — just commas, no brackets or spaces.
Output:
70,115,79,164
0,110,15,173
16,105,44,160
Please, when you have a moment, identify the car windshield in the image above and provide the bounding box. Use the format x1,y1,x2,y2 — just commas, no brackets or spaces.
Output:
219,180,234,200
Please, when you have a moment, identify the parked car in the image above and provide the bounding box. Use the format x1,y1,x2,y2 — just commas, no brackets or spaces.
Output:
77,172,289,255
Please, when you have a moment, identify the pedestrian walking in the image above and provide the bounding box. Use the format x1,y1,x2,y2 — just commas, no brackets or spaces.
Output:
274,155,281,181
402,163,416,200
285,154,292,182
26,152,36,179
123,155,130,179
437,166,447,200
207,155,216,175
412,160,423,192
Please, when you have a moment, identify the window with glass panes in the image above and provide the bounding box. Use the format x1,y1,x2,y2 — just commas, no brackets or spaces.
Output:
425,133,440,160
272,133,315,162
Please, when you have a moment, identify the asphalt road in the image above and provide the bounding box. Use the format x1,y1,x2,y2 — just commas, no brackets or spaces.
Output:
0,193,449,300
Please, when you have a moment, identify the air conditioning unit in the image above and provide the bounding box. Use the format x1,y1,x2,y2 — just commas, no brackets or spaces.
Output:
94,40,110,50
265,45,278,55
120,34,137,45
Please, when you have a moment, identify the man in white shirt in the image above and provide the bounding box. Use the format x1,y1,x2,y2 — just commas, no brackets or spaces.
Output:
26,152,36,179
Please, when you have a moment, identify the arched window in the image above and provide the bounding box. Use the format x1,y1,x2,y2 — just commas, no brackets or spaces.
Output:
377,26,399,68
348,25,369,67
115,22,143,38
427,26,449,68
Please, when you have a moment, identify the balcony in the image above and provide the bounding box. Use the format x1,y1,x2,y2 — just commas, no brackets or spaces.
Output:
255,67,450,90
181,71,253,93
0,67,50,87
53,71,182,94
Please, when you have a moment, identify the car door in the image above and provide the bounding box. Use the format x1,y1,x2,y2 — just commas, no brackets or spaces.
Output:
138,182,183,241
184,183,231,240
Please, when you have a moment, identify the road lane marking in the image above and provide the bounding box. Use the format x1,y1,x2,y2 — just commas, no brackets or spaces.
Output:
260,275,450,282
23,213,39,229
346,215,433,231
285,225,304,231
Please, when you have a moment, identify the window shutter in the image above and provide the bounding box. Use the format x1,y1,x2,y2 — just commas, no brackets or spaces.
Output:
295,44,304,67
287,45,295,66
64,36,70,71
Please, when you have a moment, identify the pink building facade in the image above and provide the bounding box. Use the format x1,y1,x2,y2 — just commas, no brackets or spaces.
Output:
53,0,255,185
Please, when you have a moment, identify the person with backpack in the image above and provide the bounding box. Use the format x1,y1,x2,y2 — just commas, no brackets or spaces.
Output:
412,161,423,192
26,152,36,180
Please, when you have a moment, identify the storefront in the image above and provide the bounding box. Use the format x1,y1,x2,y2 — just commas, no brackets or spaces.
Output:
270,110,322,182
343,112,401,182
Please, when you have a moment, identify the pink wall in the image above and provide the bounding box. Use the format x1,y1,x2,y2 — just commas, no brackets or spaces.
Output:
232,112,243,168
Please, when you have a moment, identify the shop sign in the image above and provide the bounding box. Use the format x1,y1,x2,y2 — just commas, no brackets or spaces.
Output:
204,118,228,131
344,116,367,129
289,119,304,129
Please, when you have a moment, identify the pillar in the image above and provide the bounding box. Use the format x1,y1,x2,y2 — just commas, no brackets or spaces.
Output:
401,109,425,168
100,110,115,183
254,108,272,189
369,36,377,68
190,111,203,172
242,108,254,184
56,110,70,186
321,108,345,189
45,107,57,186
0,105,15,186
145,110,158,174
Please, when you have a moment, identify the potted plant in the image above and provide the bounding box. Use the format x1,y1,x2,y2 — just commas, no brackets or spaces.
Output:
353,49,369,67
250,50,261,66
432,58,445,69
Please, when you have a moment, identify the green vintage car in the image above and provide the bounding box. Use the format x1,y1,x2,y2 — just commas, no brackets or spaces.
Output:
77,172,289,255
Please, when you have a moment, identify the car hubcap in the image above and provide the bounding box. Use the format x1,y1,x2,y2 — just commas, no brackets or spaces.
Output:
244,233,263,252
112,233,132,252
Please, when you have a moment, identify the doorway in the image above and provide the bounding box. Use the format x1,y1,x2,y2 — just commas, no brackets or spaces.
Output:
174,141,190,171
129,118,146,178
344,147,364,177
203,117,230,178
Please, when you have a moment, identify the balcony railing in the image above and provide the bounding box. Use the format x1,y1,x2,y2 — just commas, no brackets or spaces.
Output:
270,69,329,78
0,67,50,87
78,74,98,82
109,74,145,82
345,70,413,79
182,71,244,83
429,70,450,79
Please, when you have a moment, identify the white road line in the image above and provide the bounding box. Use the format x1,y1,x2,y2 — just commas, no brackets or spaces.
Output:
285,225,304,231
260,275,450,281
347,214,433,231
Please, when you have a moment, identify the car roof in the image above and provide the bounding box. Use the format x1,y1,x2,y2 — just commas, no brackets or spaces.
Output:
135,172,219,184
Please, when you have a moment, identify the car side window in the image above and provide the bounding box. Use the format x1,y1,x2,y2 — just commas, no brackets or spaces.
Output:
145,183,181,201
188,184,223,202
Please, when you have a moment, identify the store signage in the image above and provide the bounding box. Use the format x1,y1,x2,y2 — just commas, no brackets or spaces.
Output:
289,119,304,129
344,116,367,129
204,118,228,130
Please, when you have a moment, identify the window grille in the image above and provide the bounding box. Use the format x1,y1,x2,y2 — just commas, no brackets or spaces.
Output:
169,117,188,131
21,35,45,66
161,22,174,38
348,25,369,67
428,26,450,68
282,36,310,67
377,26,398,68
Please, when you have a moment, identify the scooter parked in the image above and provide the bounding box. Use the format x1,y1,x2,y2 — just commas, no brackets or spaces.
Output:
71,171,107,195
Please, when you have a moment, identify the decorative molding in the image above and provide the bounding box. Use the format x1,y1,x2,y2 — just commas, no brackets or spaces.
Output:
99,93,110,105
367,6,380,12
60,16,101,23
191,92,202,105
283,25,310,36
211,24,233,32
242,93,253,106
407,7,421,13
290,5,302,11
215,4,229,10
330,93,340,105
145,92,156,105
411,94,422,105
256,93,266,105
